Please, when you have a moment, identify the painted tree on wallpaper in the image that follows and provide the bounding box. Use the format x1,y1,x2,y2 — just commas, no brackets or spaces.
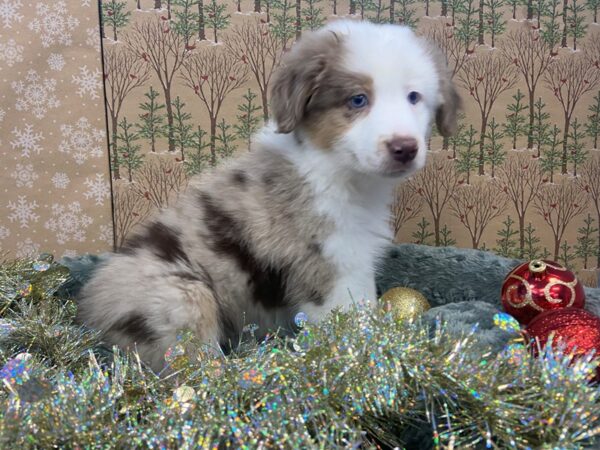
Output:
566,0,586,50
102,0,131,41
455,0,479,50
171,0,200,46
494,216,519,258
447,114,467,159
531,97,551,158
125,17,187,153
455,124,479,183
113,184,151,249
544,48,600,174
483,0,505,48
458,51,517,176
196,0,207,41
568,118,587,177
407,157,458,246
443,0,462,26
268,0,296,49
502,90,528,150
587,93,600,150
534,181,587,260
184,127,211,175
180,47,248,166
450,183,507,249
217,119,238,157
575,214,598,270
581,157,600,268
394,0,419,27
130,157,187,208
541,0,562,50
539,125,563,182
115,117,145,182
302,0,325,29
234,89,263,151
204,0,231,43
171,96,195,161
137,87,168,153
353,0,372,20
501,27,553,150
483,118,505,177
225,18,287,121
391,184,423,236
103,44,150,180
496,154,544,258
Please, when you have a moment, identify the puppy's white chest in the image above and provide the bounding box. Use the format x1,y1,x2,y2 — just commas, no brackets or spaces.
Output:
316,180,393,266
324,217,389,272
319,198,392,309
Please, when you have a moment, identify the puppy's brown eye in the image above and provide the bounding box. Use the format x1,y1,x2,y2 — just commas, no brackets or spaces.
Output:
408,91,421,105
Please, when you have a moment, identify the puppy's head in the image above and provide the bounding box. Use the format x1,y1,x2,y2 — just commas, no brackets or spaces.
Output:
270,20,461,178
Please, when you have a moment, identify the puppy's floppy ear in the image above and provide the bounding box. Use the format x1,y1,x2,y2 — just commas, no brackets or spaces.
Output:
427,44,462,137
270,31,342,134
436,75,462,137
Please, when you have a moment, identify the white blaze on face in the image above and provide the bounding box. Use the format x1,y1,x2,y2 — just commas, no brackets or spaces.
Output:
324,21,441,177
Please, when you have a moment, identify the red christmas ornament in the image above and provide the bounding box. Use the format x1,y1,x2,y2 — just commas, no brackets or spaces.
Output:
525,308,600,381
501,260,585,325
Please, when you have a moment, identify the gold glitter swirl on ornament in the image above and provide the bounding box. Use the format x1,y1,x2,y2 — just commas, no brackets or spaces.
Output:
505,274,541,311
543,278,578,306
505,272,579,310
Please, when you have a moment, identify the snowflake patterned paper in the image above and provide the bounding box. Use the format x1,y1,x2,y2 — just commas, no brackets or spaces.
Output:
12,164,39,188
12,70,60,119
0,1,112,258
59,117,105,165
10,125,44,157
72,66,102,100
44,202,93,245
0,0,23,29
0,38,23,66
28,1,80,48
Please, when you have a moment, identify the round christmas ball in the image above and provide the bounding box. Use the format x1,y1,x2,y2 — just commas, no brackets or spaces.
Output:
501,259,585,325
525,307,600,381
380,287,431,322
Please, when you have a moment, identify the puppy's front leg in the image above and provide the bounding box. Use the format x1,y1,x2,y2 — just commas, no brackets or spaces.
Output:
301,272,378,324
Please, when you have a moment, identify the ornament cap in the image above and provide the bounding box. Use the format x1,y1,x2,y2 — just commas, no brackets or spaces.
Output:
528,260,547,273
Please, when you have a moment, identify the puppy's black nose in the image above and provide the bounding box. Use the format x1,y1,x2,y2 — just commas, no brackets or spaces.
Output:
386,137,418,163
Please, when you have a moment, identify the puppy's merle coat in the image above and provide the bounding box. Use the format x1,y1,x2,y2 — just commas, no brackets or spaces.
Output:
77,20,460,371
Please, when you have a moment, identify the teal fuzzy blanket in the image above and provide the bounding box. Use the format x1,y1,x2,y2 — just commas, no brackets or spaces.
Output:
60,243,600,355
378,244,600,353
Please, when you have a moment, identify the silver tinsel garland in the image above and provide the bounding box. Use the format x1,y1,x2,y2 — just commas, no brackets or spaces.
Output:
0,257,599,449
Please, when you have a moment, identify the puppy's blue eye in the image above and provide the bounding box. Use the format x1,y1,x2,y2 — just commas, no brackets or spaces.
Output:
408,91,421,105
349,94,368,109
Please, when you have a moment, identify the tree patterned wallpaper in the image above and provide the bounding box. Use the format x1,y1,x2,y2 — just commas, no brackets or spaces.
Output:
1,0,599,287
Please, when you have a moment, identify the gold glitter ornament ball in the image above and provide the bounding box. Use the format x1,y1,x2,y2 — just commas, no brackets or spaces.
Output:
380,287,431,321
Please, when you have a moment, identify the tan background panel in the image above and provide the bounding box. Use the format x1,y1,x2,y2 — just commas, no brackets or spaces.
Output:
0,0,112,259
1,0,599,289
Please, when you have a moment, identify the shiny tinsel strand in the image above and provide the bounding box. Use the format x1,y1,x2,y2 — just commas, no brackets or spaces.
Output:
0,257,599,449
